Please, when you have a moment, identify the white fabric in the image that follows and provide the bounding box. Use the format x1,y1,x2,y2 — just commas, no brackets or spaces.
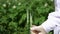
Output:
55,0,60,12
41,0,60,33
54,25,60,34
41,12,60,33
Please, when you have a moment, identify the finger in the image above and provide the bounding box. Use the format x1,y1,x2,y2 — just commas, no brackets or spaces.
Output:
30,26,40,32
30,25,37,28
31,31,38,34
33,30,40,33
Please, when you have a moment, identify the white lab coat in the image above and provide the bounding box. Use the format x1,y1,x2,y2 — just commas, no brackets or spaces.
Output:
41,0,60,34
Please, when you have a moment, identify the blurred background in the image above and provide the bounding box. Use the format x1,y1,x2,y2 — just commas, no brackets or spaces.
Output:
0,0,54,34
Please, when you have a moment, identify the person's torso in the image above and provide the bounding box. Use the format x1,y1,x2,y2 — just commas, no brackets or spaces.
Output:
54,24,60,34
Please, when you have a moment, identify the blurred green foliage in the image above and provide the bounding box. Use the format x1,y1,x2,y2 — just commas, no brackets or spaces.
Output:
30,0,54,25
0,0,28,34
0,0,54,34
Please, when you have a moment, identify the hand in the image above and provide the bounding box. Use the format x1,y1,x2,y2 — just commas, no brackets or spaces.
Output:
30,25,41,34
30,25,47,34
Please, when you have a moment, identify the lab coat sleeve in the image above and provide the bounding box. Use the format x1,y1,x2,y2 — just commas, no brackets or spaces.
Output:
40,0,60,33
40,12,60,33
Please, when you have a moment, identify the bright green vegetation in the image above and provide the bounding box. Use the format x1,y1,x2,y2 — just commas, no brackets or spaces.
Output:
0,0,54,34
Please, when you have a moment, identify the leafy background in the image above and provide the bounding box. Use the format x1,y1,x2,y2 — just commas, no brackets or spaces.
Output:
0,0,54,34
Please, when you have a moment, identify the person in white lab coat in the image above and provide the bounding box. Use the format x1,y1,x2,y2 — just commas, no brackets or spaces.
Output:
31,0,60,34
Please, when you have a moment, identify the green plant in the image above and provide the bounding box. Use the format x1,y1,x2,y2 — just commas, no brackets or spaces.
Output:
0,0,54,34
